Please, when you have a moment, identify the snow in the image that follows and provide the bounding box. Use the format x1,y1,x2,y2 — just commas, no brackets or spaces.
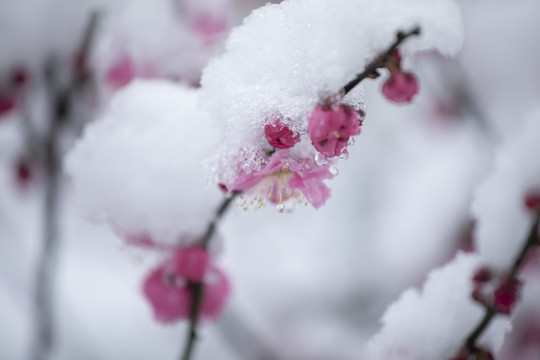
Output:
201,0,464,184
365,252,511,360
64,80,222,246
472,109,540,269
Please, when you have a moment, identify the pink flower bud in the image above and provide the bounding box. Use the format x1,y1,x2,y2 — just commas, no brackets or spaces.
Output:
524,189,540,211
106,55,136,90
264,120,300,149
307,104,361,158
0,94,15,117
472,267,492,284
15,158,33,187
493,276,521,315
382,71,419,104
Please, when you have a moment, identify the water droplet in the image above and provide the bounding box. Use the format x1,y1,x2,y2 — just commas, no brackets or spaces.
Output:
330,167,339,176
276,203,285,212
348,137,355,146
315,152,328,166
339,152,349,160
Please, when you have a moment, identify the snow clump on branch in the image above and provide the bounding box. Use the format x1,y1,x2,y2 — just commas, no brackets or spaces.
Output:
65,80,221,246
200,0,464,209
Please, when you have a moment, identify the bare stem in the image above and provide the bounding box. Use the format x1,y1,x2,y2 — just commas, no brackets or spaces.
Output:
30,12,101,360
342,26,421,95
463,214,540,354
180,192,241,360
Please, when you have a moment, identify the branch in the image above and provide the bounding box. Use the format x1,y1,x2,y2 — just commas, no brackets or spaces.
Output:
342,26,421,95
461,214,540,357
30,11,101,360
180,191,242,360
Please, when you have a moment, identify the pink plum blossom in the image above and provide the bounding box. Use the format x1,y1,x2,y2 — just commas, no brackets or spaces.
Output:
381,71,419,104
307,104,361,158
229,150,335,211
264,119,300,149
143,247,230,324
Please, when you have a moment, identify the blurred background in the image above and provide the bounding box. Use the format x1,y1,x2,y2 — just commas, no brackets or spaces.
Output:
1,0,540,359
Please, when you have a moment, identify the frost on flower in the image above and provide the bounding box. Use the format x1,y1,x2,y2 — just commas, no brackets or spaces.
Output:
200,0,464,203
65,80,221,246
227,149,335,211
143,247,230,323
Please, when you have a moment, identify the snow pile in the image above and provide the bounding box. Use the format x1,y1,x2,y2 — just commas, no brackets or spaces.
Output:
365,253,511,359
364,109,540,359
201,0,464,184
472,109,540,269
64,80,221,245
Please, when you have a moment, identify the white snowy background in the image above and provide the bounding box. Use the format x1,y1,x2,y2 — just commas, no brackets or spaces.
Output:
1,0,540,360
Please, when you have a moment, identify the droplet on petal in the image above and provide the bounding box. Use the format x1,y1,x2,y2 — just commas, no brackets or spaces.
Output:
315,152,328,166
382,71,419,104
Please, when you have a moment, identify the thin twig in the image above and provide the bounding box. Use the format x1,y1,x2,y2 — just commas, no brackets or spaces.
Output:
463,214,540,353
30,11,101,360
342,26,421,95
180,191,241,360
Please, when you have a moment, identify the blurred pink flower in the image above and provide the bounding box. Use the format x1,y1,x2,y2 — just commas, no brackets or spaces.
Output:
106,55,136,90
308,104,361,158
229,150,335,210
143,247,230,323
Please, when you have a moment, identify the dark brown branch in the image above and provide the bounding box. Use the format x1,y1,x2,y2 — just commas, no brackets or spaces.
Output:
180,191,241,360
463,214,540,354
342,26,421,95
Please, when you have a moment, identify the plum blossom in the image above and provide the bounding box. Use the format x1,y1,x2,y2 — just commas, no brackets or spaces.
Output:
143,247,230,324
264,119,300,149
381,71,419,104
307,104,362,158
227,149,335,211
